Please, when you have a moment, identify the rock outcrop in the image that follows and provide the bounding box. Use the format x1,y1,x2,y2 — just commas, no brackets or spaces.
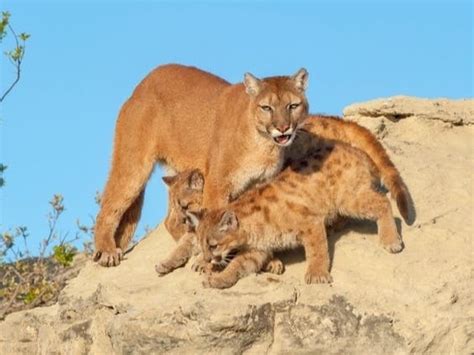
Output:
1,97,473,354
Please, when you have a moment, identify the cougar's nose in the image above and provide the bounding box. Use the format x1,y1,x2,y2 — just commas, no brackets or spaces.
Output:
276,124,290,133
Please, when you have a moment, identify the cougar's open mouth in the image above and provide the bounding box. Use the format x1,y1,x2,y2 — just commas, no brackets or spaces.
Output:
271,130,296,147
273,134,292,146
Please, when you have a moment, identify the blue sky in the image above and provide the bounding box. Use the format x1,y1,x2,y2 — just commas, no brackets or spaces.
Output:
1,0,472,255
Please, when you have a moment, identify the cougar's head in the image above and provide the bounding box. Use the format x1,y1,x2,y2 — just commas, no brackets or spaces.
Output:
162,169,204,237
243,68,309,147
186,209,245,267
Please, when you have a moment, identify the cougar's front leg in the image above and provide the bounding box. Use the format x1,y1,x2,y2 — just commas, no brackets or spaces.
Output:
263,255,285,275
201,168,233,210
155,232,197,276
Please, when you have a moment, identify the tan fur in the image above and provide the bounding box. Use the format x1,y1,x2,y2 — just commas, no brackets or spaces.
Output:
192,140,403,289
295,116,415,224
93,64,309,266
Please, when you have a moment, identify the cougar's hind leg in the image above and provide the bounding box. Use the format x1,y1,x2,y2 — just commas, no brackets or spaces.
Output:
114,190,145,252
94,157,154,267
94,118,156,268
344,188,403,253
302,221,332,284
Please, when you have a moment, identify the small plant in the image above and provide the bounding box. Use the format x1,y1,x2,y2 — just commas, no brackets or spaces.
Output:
23,286,41,305
0,226,29,262
0,194,91,319
52,244,76,267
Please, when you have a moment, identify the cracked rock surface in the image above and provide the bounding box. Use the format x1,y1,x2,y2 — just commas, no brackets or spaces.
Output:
1,97,473,354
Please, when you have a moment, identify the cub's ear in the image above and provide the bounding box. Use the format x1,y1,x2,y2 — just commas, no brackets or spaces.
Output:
243,72,262,96
188,170,204,191
291,68,309,92
162,175,177,186
218,210,239,232
185,209,205,228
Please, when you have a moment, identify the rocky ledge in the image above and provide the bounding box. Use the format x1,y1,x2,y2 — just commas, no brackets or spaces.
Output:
1,96,473,354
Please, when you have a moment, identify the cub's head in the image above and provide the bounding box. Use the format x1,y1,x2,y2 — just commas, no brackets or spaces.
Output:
162,169,204,238
243,68,309,147
187,209,245,267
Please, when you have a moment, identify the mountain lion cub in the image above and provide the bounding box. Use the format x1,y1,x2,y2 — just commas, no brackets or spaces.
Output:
187,139,404,289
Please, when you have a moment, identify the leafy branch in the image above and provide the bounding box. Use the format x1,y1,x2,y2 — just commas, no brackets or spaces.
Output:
0,11,30,104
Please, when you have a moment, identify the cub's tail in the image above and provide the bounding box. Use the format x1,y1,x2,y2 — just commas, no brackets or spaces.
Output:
303,115,416,225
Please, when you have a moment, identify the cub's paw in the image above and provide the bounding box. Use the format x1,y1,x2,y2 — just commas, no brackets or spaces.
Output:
93,248,123,267
155,257,189,276
264,258,285,275
191,259,213,274
304,269,333,284
155,261,173,276
382,236,404,254
202,274,235,289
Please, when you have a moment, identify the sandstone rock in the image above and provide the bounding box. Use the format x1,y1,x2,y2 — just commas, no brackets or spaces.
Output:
344,96,474,126
1,97,472,354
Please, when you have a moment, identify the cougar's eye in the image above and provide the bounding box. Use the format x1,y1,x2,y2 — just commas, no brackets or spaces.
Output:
288,103,300,110
178,199,189,209
259,105,272,112
208,240,217,251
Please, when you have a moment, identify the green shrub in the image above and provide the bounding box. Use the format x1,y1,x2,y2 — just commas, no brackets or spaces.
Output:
52,244,76,267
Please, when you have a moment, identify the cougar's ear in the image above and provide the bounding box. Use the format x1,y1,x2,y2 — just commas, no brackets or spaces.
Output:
188,170,204,191
291,68,309,92
162,175,178,186
218,210,239,232
243,72,262,97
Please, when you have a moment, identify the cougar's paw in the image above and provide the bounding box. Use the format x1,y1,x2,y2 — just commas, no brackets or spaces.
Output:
264,259,285,275
191,259,213,274
93,248,123,267
155,261,173,276
304,269,333,284
381,234,404,254
202,274,235,289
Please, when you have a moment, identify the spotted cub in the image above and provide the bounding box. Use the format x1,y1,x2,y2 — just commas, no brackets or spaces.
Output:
187,139,404,289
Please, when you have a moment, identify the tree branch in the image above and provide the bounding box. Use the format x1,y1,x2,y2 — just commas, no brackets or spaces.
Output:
0,24,24,103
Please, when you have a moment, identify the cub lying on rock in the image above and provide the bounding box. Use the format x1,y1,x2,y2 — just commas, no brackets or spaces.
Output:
156,169,285,276
158,138,405,288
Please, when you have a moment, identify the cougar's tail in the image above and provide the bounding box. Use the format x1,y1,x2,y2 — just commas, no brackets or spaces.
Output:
304,115,416,225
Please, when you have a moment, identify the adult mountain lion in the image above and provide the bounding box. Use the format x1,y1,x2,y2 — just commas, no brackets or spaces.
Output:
94,64,310,266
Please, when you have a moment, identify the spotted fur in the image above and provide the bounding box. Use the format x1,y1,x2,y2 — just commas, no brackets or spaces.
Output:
192,140,403,289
